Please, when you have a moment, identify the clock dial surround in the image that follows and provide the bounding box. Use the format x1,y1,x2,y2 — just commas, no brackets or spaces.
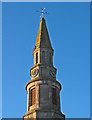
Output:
31,69,39,77
49,69,56,78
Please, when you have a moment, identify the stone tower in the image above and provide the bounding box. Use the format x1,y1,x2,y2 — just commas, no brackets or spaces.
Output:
23,17,65,119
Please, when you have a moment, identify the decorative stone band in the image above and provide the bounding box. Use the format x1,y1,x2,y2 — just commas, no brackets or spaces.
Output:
25,78,62,91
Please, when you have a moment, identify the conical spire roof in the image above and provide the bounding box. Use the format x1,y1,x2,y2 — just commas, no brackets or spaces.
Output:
34,17,53,50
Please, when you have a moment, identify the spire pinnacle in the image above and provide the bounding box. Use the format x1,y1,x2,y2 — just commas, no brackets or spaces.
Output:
34,17,53,51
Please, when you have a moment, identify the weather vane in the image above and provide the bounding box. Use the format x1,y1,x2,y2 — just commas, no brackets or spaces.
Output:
36,8,48,18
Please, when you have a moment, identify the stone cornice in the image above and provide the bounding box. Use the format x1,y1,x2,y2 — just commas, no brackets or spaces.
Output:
25,78,61,91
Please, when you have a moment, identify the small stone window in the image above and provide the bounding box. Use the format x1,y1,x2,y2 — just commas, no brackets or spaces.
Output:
36,53,38,64
49,53,52,65
31,88,36,105
42,51,45,63
28,88,31,110
52,87,57,105
29,88,36,108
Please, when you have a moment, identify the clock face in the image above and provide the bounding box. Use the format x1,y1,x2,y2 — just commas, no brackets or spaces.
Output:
31,69,39,77
49,69,56,78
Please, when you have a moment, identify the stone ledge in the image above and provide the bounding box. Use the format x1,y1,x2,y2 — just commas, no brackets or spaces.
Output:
25,78,61,91
23,108,65,119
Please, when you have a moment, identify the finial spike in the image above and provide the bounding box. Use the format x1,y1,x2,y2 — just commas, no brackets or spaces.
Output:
36,8,48,18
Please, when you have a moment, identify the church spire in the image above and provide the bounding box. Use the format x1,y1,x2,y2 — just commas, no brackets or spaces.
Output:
23,17,65,119
34,17,53,51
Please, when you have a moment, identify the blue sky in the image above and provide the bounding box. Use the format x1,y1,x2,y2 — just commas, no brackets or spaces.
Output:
2,2,90,118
